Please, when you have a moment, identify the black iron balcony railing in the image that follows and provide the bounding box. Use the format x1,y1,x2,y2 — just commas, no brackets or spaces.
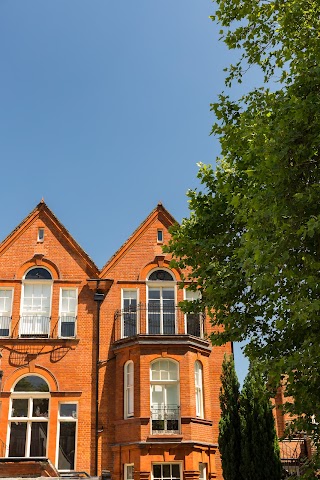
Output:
19,315,51,338
151,405,180,434
59,316,76,338
0,316,11,337
114,303,205,341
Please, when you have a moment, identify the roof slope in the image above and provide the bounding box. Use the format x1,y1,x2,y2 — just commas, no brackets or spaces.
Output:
0,200,99,276
100,202,177,277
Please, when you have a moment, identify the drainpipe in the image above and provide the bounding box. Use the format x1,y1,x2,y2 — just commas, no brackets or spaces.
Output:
94,290,105,477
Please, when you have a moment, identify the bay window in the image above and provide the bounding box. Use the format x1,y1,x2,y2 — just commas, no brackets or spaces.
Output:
124,361,134,418
147,270,176,335
195,361,204,418
150,359,180,434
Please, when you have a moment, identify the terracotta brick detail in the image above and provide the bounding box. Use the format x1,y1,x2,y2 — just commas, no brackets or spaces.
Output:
0,202,232,480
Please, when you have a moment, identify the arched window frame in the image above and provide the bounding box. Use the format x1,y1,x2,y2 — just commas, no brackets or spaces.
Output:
150,359,180,434
7,374,50,458
19,267,53,338
195,361,204,418
124,360,134,418
146,269,177,335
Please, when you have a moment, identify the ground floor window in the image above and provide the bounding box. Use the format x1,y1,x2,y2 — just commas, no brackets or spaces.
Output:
8,375,50,458
57,403,77,471
152,464,181,480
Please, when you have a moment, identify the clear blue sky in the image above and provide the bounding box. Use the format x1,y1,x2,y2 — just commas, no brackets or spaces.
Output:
0,0,251,384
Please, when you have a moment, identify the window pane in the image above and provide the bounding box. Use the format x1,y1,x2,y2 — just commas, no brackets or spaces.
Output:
148,270,174,281
14,376,49,392
58,422,76,470
163,465,170,478
9,422,27,456
153,465,161,478
32,399,49,417
60,404,77,418
30,422,48,456
172,464,180,479
11,399,28,417
0,289,12,314
25,268,52,280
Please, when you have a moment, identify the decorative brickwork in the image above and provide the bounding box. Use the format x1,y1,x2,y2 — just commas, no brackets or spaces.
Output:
0,202,232,479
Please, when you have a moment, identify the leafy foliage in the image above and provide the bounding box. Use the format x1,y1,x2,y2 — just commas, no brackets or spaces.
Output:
165,0,320,452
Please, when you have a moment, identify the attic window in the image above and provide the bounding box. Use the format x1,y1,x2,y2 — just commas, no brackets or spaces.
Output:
37,228,44,242
157,229,163,243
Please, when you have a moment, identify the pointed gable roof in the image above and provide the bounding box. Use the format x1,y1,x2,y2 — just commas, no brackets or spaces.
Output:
100,202,177,277
0,201,99,276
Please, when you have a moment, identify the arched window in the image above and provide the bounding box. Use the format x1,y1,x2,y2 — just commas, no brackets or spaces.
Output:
20,267,53,338
8,375,50,458
150,359,180,434
124,361,134,418
195,361,204,418
147,269,176,335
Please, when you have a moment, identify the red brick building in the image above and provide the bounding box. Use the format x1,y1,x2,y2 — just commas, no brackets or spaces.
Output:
0,201,232,479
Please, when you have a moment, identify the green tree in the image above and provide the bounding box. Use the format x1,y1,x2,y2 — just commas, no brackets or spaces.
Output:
239,364,282,480
165,0,320,447
218,355,243,480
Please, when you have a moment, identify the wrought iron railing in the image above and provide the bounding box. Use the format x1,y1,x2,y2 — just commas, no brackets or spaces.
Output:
151,405,180,434
59,316,76,338
19,315,51,338
114,304,205,340
280,437,308,477
0,316,11,337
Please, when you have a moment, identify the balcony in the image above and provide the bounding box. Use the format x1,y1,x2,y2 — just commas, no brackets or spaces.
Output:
151,405,180,434
19,315,51,338
114,304,205,341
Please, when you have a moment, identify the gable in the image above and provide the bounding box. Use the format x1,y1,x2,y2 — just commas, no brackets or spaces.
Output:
100,203,177,280
0,201,99,279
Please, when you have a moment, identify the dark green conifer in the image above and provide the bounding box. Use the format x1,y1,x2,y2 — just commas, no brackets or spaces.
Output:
240,363,282,480
218,354,243,480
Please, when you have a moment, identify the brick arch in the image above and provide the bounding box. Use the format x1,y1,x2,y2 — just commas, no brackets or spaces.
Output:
139,262,181,282
3,365,59,392
17,257,60,280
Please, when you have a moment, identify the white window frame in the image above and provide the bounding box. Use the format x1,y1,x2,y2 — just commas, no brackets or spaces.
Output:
7,375,50,458
195,361,204,418
199,463,207,480
184,289,203,338
19,268,53,338
58,288,78,338
121,289,139,338
37,228,45,242
151,463,182,480
0,288,14,337
56,402,78,472
124,463,134,480
157,229,164,243
147,269,176,335
150,359,180,434
124,360,134,418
